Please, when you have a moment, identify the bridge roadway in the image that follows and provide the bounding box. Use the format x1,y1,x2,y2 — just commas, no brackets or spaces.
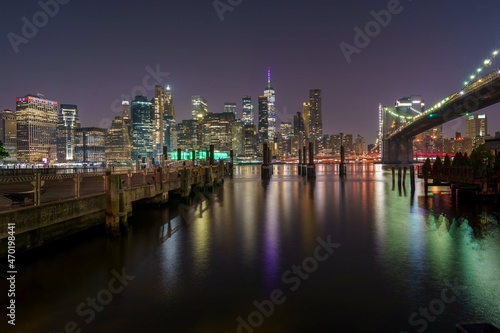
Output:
388,68,500,140
382,68,500,163
0,164,226,257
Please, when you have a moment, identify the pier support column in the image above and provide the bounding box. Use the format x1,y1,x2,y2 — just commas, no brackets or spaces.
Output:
307,141,316,179
106,172,125,236
302,146,307,177
229,150,234,177
261,142,271,180
298,149,302,175
73,172,82,199
382,137,414,164
31,173,43,206
181,167,190,198
340,146,346,178
210,144,215,165
410,165,415,192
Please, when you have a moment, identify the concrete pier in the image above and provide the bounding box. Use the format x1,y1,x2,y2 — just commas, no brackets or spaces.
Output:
0,165,226,257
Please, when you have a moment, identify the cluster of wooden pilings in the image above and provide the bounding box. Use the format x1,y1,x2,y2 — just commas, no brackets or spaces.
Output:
295,142,316,179
105,160,226,236
391,165,416,193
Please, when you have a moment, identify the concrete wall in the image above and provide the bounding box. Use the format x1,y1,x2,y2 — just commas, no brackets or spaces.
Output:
0,195,106,257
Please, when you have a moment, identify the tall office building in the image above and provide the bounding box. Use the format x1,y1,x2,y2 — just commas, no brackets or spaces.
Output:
258,96,268,143
293,112,305,137
201,112,234,152
0,109,17,161
466,114,487,148
16,94,58,163
243,124,258,156
232,120,245,156
309,89,322,140
242,96,254,125
164,85,176,156
74,127,106,163
106,105,132,164
342,133,353,155
152,85,167,161
177,119,200,151
192,96,208,120
263,68,276,142
224,102,237,116
57,104,80,162
279,122,293,156
354,135,366,155
131,95,154,160
302,102,310,140
122,100,131,119
165,85,175,118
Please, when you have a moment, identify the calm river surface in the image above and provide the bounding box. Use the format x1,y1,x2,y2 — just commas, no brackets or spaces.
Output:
2,164,500,333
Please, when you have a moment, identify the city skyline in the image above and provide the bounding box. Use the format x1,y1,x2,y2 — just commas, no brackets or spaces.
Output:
2,0,500,142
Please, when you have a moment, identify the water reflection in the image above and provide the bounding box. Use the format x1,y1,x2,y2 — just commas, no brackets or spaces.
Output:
6,164,500,333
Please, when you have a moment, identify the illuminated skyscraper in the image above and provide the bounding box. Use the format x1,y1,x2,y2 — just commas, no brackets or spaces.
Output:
0,109,17,161
242,96,254,125
258,96,268,142
309,89,322,140
152,85,167,161
263,68,276,142
192,96,208,120
16,94,58,163
466,114,487,148
131,95,154,160
106,101,132,164
57,104,80,162
224,102,237,115
164,85,176,157
165,85,175,118
302,102,310,140
74,127,106,163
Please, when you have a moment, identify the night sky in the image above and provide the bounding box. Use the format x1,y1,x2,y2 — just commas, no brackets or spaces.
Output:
1,0,500,143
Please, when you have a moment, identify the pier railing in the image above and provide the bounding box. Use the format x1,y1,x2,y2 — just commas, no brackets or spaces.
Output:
0,164,224,211
417,165,487,185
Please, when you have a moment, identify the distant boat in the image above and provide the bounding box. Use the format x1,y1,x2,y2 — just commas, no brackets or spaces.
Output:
3,188,46,204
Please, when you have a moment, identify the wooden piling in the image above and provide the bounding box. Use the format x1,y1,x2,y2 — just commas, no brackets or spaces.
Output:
261,143,271,180
340,146,345,178
298,149,302,175
307,141,316,179
410,165,415,192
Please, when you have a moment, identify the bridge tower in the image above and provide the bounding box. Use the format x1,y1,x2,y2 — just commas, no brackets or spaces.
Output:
382,137,414,164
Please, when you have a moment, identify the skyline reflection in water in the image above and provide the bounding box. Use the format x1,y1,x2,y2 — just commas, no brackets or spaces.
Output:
3,164,499,333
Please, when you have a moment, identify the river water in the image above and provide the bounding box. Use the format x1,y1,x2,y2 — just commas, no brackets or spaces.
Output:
3,164,500,333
